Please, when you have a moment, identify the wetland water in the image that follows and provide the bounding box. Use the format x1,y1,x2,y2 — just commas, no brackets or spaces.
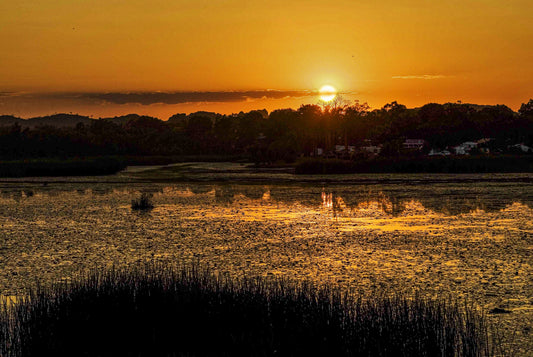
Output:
0,175,532,353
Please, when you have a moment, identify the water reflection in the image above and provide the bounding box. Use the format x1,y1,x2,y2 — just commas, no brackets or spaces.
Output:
240,186,266,200
0,181,531,216
189,185,213,195
249,184,532,216
215,186,235,205
314,186,532,216
91,188,112,196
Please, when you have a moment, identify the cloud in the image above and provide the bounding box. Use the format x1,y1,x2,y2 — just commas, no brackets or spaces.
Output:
84,90,315,105
0,91,25,97
0,90,318,105
392,75,446,80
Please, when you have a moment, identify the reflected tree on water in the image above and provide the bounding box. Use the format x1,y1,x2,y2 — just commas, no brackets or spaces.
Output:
188,185,213,195
215,186,235,205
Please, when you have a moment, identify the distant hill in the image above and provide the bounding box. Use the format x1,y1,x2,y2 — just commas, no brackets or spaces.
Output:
101,114,147,126
0,113,173,129
0,114,95,128
0,115,23,126
444,103,500,111
411,102,503,112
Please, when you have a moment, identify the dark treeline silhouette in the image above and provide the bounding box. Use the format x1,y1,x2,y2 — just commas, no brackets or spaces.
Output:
1,100,532,162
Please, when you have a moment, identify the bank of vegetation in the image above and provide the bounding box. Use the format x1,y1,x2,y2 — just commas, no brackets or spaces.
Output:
0,263,491,356
0,157,127,177
1,99,532,174
295,155,533,174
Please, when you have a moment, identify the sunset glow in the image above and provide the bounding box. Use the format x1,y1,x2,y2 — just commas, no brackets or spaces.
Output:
0,2,532,352
0,0,531,118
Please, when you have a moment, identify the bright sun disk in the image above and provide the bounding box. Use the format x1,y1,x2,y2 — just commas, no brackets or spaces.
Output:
319,85,337,102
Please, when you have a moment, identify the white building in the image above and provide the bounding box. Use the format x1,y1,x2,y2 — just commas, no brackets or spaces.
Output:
361,145,382,155
452,141,478,155
428,149,451,156
335,145,355,153
510,143,532,153
403,139,426,150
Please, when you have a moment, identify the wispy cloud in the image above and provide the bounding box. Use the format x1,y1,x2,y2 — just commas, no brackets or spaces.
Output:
392,75,446,80
0,90,318,105
0,91,25,97
82,90,315,105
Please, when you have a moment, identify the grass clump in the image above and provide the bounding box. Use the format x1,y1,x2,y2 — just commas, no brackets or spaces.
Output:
0,263,491,357
131,192,154,210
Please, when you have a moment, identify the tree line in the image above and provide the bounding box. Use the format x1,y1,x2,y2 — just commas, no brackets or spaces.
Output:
1,100,532,162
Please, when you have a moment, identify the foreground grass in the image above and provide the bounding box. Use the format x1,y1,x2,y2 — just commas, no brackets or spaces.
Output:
0,263,490,357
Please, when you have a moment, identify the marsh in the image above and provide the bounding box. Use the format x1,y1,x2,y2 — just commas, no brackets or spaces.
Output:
0,170,531,354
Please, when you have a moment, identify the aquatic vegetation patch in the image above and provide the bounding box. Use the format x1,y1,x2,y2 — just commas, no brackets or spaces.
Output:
0,263,490,357
131,192,154,210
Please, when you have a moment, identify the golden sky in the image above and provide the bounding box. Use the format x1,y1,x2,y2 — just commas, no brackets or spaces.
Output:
1,0,532,118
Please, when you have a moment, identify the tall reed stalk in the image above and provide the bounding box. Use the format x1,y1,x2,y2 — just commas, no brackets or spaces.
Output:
0,263,490,356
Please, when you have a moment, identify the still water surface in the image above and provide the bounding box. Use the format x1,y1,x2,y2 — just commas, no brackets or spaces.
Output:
0,178,532,351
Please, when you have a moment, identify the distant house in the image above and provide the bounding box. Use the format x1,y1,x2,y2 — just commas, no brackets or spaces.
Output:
451,141,478,155
403,139,426,150
477,138,493,145
476,138,493,154
462,141,478,149
510,143,532,153
452,146,467,155
360,144,382,155
335,145,355,153
428,149,451,156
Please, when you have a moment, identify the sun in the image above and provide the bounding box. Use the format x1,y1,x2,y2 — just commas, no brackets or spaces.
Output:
319,85,337,102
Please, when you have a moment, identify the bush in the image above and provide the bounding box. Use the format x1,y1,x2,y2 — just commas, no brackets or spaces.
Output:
131,193,154,210
0,263,491,357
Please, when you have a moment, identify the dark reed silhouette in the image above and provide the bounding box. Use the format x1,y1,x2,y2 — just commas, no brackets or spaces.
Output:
0,263,491,356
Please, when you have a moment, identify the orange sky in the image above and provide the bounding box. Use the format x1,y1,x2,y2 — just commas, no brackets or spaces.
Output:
1,0,532,118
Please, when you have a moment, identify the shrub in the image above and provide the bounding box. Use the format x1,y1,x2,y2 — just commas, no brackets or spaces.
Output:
131,193,154,210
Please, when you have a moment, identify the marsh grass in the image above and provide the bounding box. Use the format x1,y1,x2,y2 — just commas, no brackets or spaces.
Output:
131,192,154,210
0,263,490,356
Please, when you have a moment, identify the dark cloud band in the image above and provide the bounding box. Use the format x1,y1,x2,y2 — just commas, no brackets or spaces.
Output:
89,90,315,105
9,90,316,105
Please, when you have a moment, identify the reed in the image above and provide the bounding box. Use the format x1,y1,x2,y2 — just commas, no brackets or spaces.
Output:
0,263,490,356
